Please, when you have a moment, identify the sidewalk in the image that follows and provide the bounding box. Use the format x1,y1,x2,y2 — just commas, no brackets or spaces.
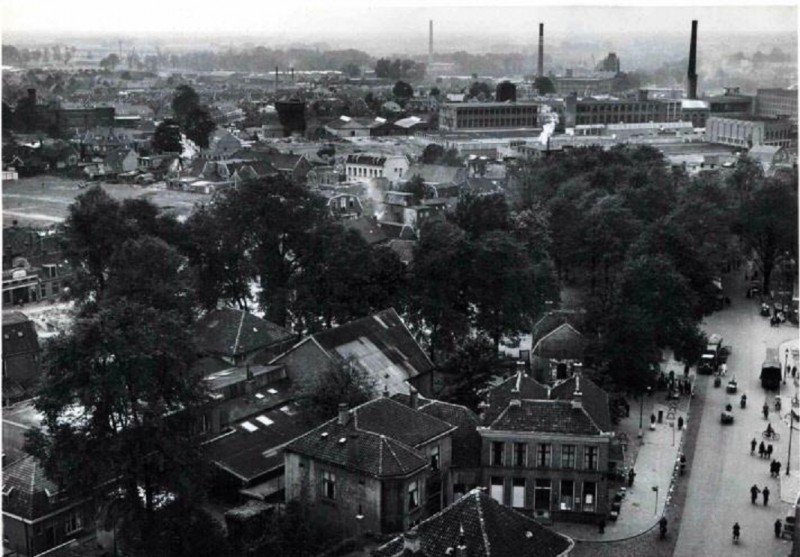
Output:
554,392,691,542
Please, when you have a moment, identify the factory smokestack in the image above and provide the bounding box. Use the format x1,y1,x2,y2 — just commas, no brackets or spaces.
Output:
429,20,433,62
537,23,544,78
687,20,698,100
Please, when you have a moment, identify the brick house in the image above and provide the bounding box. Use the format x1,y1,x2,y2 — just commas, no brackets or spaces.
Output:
2,312,41,406
479,372,613,524
283,396,458,537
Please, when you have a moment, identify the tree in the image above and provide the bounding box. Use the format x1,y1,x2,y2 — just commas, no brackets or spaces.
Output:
468,81,492,100
183,106,216,149
454,192,510,239
152,119,182,154
407,220,472,363
534,76,556,95
404,175,428,204
294,357,377,423
99,53,120,71
172,85,200,126
420,143,445,165
468,231,552,351
737,180,798,293
511,202,553,264
26,299,207,537
392,80,413,100
438,335,500,412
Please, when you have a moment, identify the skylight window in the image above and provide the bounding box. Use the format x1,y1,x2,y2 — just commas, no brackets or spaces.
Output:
240,421,258,433
254,393,265,399
255,416,274,427
267,388,278,394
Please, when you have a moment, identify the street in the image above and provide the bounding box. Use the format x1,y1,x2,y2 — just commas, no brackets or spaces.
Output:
674,268,799,556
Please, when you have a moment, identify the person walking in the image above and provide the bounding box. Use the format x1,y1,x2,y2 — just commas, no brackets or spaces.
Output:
767,444,774,459
777,461,782,476
776,519,783,538
627,468,636,487
751,484,761,504
751,438,757,455
763,485,770,506
770,460,777,477
759,441,766,458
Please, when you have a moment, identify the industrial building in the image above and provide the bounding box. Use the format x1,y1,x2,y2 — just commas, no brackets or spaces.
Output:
755,88,798,122
706,115,794,149
438,102,542,131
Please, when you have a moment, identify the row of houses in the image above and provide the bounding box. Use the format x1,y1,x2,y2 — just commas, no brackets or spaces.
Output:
3,303,613,556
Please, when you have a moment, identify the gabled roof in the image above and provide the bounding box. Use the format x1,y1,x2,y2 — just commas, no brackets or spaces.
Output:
532,322,588,360
3,455,62,520
549,375,611,432
482,371,548,425
373,488,574,557
531,310,586,349
194,308,295,359
394,394,482,469
287,397,455,478
309,308,433,390
489,399,603,436
260,153,307,172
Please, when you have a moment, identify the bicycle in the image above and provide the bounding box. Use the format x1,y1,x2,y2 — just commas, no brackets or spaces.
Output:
763,430,781,442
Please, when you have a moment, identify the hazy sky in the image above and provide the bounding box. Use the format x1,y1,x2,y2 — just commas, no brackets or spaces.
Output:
2,1,797,41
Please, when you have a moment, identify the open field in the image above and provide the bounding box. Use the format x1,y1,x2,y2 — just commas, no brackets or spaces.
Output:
3,176,206,228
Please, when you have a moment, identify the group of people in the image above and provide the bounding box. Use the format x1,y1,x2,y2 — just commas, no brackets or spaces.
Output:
751,437,775,459
769,459,783,478
750,484,771,506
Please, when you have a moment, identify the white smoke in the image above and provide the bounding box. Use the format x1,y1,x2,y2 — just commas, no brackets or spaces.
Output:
365,178,385,220
538,104,559,146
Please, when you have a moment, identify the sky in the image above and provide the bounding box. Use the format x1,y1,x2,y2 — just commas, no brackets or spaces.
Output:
2,1,797,41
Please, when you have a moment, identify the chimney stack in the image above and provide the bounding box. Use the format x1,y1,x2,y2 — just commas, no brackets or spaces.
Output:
537,23,544,78
571,375,583,410
429,20,434,64
687,20,698,100
410,385,419,410
403,529,421,553
338,402,349,426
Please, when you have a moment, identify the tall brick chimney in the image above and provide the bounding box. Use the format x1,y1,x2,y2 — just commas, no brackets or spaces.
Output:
537,23,544,78
687,20,698,100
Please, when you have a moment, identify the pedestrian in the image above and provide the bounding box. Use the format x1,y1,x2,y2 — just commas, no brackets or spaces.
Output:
751,484,761,504
759,441,766,458
598,517,606,534
793,366,797,379
763,485,770,506
768,444,774,459
628,468,636,487
751,438,757,455
771,460,777,477
763,403,770,420
678,415,684,430
775,519,783,538
777,461,782,476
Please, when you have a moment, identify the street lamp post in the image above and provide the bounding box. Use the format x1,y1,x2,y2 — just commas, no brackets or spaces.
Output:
639,386,652,439
786,349,790,384
787,413,798,476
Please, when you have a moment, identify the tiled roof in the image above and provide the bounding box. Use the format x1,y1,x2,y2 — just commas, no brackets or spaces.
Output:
3,455,61,520
393,395,482,469
549,375,611,432
205,403,312,482
194,308,295,359
531,310,586,349
373,488,573,557
286,397,455,478
2,314,40,357
490,400,602,436
532,323,588,360
482,371,549,424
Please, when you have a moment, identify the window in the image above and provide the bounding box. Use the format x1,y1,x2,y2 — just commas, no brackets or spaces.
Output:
322,470,336,500
561,445,576,469
582,481,597,512
536,444,552,468
514,443,527,467
64,510,83,534
583,446,599,471
512,478,526,508
429,445,440,472
491,442,504,466
408,480,420,510
490,477,504,504
560,480,575,510
534,479,552,511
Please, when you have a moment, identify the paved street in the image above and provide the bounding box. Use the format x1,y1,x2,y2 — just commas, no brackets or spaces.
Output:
674,269,799,556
